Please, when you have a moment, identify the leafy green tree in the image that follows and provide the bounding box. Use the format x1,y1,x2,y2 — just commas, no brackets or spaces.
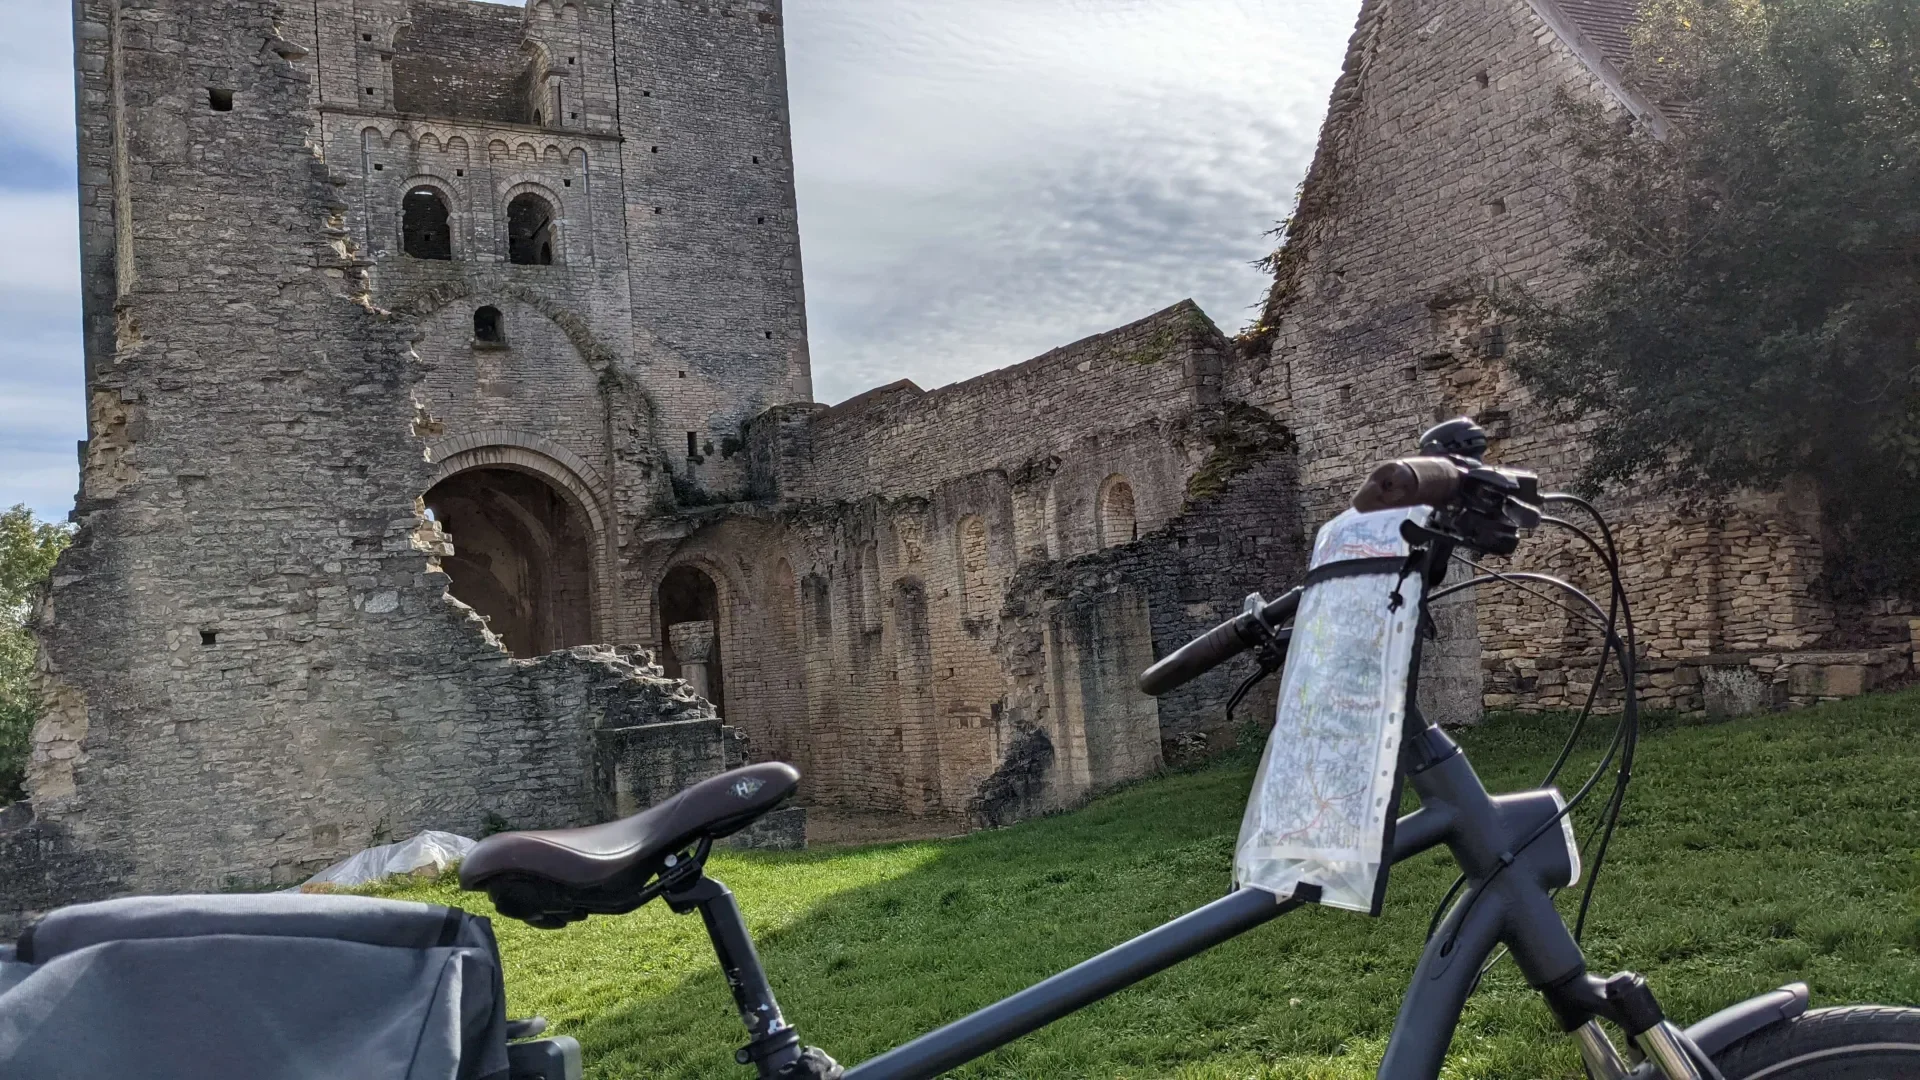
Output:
1,505,72,804
1504,0,1920,598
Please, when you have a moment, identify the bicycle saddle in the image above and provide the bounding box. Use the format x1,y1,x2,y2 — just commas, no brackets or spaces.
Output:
460,762,799,928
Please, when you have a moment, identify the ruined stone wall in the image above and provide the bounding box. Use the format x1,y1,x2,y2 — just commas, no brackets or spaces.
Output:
635,305,1307,820
2,0,740,935
613,0,813,501
1242,0,1833,713
391,0,534,123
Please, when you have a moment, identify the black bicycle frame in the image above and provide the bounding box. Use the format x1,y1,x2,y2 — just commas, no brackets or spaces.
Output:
840,707,1602,1080
680,563,1702,1080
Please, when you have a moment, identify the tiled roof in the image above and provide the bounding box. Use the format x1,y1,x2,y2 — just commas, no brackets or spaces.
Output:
1543,0,1641,70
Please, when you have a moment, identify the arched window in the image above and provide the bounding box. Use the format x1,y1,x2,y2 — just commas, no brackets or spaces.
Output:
473,306,503,345
401,187,452,260
1098,476,1137,549
507,193,556,265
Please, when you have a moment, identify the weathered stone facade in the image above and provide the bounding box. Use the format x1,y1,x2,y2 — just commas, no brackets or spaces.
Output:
4,0,810,932
9,0,1306,929
1238,0,1858,717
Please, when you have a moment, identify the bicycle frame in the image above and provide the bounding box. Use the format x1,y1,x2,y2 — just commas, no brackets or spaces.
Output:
840,692,1596,1080
671,561,1790,1080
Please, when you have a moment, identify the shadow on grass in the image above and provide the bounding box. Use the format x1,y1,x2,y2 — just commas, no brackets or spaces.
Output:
401,698,1920,1080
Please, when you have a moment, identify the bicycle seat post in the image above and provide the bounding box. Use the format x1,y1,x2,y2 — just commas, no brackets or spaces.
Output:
664,873,841,1079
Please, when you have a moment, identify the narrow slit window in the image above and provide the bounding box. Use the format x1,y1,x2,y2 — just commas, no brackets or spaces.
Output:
687,431,699,459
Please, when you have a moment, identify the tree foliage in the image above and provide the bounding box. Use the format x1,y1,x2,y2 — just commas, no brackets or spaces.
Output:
1504,0,1920,597
1,505,72,804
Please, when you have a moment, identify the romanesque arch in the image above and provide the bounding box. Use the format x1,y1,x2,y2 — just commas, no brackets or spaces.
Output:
656,562,730,716
507,191,558,264
401,185,453,261
388,280,640,403
428,433,616,645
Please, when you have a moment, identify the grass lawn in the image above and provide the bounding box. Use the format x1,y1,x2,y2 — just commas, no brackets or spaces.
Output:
377,693,1920,1078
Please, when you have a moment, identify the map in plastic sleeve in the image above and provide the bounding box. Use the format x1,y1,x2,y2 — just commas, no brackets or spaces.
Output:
1233,506,1428,913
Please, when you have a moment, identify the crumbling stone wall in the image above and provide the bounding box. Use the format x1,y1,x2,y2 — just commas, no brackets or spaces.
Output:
640,305,1310,823
1242,0,1836,713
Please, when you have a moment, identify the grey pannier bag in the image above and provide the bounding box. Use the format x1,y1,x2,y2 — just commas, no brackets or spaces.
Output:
0,892,514,1080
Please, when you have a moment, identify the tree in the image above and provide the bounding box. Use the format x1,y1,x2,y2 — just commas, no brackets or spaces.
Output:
1,505,72,804
1504,0,1920,598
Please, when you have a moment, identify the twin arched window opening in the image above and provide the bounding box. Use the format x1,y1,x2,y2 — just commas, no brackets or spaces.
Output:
398,188,559,265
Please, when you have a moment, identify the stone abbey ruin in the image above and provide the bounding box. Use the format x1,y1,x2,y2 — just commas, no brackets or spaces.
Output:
1,0,1894,928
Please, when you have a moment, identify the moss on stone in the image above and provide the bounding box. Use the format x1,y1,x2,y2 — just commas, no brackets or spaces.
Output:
1120,305,1222,365
1186,403,1297,502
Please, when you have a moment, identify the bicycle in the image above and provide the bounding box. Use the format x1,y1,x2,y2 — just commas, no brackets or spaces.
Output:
460,418,1920,1080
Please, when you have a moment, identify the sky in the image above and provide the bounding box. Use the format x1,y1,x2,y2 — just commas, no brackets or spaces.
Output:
0,0,1356,521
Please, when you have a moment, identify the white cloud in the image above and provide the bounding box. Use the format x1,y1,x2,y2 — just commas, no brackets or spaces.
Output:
0,5,82,170
0,191,84,519
0,191,80,292
785,0,1354,401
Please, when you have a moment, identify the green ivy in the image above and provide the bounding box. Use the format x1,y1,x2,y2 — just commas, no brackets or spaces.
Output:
1,505,72,805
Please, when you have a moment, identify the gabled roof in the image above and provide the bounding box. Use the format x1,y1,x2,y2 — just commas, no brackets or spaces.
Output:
1526,0,1676,138
1549,0,1640,69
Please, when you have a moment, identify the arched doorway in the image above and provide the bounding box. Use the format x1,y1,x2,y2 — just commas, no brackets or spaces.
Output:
425,467,595,656
658,564,725,716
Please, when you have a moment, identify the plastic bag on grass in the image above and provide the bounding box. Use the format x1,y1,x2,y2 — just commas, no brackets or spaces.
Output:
292,830,476,892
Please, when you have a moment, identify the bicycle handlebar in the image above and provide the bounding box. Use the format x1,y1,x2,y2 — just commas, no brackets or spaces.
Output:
1139,442,1528,699
1352,457,1465,513
1136,588,1301,697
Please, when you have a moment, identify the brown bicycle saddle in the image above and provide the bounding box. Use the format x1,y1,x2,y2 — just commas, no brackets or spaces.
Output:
460,762,799,928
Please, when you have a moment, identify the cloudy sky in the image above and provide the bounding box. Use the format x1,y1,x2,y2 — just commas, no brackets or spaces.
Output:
0,0,1356,520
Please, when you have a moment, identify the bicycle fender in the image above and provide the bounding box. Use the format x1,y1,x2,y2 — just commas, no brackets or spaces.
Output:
1683,982,1810,1057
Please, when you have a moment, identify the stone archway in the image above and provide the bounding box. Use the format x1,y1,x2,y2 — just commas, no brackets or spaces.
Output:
425,466,597,657
428,434,619,643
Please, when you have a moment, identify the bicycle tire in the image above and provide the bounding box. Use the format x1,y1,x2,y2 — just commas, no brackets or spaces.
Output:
1712,1005,1920,1079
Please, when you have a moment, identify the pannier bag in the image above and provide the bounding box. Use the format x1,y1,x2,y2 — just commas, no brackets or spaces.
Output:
0,893,515,1080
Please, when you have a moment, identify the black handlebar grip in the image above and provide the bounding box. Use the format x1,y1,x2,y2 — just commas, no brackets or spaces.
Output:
1136,613,1259,697
1352,457,1464,513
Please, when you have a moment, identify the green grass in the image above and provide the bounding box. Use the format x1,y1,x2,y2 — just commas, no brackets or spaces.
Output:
376,693,1920,1078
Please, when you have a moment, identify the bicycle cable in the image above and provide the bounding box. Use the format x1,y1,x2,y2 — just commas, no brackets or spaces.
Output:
1541,496,1641,945
1457,509,1638,989
1420,565,1626,946
1424,558,1635,959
